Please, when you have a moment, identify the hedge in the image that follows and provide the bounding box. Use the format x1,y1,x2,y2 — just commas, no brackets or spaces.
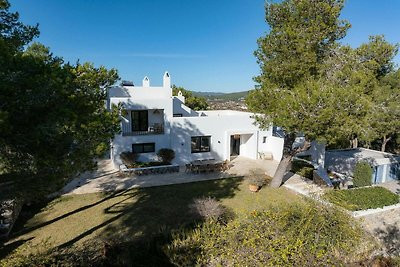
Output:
323,187,400,211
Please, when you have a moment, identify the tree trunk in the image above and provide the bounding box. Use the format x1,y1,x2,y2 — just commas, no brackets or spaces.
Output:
351,137,358,148
270,135,311,188
270,155,293,188
381,135,391,152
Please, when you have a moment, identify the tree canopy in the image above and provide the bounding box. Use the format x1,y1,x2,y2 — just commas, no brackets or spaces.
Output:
0,0,121,200
172,85,208,111
246,0,400,186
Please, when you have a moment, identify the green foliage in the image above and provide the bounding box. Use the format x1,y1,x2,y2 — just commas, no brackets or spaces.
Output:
254,0,350,89
0,2,121,201
246,175,267,187
353,161,373,187
165,201,371,266
291,160,314,179
0,0,39,50
157,148,175,164
323,187,399,211
172,85,208,111
247,0,400,153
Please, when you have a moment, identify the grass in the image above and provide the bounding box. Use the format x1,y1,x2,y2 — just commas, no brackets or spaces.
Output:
323,186,400,211
0,177,302,262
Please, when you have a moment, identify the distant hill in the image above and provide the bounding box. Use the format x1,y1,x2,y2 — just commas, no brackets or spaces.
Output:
192,90,249,101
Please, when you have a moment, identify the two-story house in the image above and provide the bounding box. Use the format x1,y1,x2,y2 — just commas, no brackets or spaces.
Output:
108,72,284,168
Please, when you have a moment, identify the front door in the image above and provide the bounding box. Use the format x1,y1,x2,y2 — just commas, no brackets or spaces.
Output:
230,135,240,156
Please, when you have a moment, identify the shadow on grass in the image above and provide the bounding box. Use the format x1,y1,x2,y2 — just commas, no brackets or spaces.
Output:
2,177,242,265
374,222,400,256
0,237,34,258
58,177,242,265
12,189,138,238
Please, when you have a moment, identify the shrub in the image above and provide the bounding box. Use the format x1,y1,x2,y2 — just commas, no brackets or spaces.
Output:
246,176,267,187
323,186,399,211
165,201,373,266
189,197,226,222
291,160,314,179
157,148,175,164
120,151,138,167
353,161,373,187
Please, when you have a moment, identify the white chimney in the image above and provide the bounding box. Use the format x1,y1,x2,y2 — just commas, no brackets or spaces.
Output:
143,76,150,87
177,90,185,103
163,71,171,88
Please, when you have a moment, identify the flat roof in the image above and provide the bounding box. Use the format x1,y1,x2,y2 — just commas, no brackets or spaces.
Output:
326,148,400,165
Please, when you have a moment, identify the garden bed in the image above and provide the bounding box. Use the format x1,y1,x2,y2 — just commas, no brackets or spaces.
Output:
323,186,400,211
120,164,180,175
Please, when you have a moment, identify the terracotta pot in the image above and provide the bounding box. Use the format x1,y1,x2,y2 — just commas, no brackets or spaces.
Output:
249,184,260,192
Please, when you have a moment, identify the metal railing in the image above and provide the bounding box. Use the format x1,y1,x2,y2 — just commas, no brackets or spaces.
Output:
121,124,164,136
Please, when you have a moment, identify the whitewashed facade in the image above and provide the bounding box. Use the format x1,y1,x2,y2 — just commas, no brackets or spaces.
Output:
108,72,284,168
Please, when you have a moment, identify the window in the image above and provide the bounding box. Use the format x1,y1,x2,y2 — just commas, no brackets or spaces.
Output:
132,143,155,153
132,110,148,131
173,113,183,117
263,136,267,143
191,136,211,153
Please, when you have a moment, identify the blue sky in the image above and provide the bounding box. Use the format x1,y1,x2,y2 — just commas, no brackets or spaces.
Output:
11,0,400,92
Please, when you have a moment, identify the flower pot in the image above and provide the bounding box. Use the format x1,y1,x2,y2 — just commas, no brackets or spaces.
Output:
249,184,260,192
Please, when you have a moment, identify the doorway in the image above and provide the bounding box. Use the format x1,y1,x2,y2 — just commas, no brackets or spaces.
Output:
230,135,240,158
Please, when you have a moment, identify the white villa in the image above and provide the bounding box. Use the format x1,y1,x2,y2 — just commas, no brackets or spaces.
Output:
107,72,284,169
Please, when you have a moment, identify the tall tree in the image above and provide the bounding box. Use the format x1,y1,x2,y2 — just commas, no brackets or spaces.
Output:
356,36,399,151
0,1,121,200
248,0,400,187
247,0,352,187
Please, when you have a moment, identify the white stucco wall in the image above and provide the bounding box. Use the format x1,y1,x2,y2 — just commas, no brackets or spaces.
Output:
170,113,280,164
262,136,284,161
108,74,284,168
112,134,171,168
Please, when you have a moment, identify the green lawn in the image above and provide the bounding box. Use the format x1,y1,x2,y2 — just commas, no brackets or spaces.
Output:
0,177,302,262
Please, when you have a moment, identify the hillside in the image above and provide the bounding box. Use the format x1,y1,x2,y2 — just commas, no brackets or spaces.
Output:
192,90,250,101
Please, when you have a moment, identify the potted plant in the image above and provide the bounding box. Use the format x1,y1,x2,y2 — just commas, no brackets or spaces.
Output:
247,176,267,192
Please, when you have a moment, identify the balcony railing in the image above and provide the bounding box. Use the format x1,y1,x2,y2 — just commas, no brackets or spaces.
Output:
122,124,164,136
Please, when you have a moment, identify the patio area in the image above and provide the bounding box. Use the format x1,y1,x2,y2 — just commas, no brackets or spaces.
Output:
61,156,279,195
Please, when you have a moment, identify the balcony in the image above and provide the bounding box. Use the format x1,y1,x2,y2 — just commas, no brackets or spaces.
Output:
122,123,164,136
120,109,165,136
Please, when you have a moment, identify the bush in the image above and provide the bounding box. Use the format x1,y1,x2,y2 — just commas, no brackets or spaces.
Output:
291,160,314,180
120,151,138,167
165,201,372,266
157,148,175,164
323,186,399,211
353,161,373,187
189,197,226,222
246,176,267,187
